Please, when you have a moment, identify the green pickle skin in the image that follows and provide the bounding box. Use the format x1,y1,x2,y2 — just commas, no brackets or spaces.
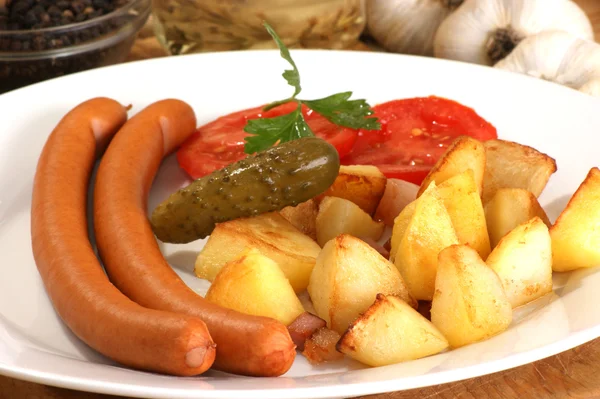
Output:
151,137,340,243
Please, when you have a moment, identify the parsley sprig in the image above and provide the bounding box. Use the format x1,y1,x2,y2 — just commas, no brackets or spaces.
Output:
243,22,380,154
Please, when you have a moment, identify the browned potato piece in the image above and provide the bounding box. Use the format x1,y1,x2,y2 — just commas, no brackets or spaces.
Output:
485,188,551,249
417,136,485,197
391,183,459,300
551,167,600,272
320,165,387,215
482,139,557,204
315,196,385,247
195,212,321,292
431,245,512,348
388,200,417,262
337,294,449,367
279,199,319,241
308,234,417,335
205,248,305,325
374,178,419,226
437,170,491,259
486,217,553,308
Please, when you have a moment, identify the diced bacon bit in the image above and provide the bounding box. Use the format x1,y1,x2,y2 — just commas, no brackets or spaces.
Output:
358,236,390,259
302,327,344,365
418,301,432,321
287,312,327,352
279,199,319,241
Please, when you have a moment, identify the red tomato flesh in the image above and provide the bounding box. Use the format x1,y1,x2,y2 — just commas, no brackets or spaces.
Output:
176,96,497,185
177,102,358,179
341,96,497,184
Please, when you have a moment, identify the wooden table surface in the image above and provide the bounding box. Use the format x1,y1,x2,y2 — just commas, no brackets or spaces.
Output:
2,1,600,399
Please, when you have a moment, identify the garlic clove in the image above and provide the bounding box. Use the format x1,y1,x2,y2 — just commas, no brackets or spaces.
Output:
557,37,600,90
495,31,579,84
495,31,600,97
366,0,463,56
433,0,594,66
433,0,501,65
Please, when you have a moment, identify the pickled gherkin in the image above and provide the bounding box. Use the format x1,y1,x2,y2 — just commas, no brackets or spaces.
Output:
151,137,340,243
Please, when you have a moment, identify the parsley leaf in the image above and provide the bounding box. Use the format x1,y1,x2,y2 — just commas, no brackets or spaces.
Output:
302,92,381,131
263,22,301,98
243,22,380,154
244,103,312,154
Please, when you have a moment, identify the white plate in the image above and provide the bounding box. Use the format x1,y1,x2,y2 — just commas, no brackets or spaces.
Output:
1,50,599,399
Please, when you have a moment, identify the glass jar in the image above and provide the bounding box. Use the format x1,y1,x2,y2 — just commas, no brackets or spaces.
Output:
0,0,151,94
151,0,366,55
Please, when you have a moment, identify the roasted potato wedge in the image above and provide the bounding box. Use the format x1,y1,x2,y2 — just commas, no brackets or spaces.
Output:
391,183,459,300
205,248,305,325
308,234,417,335
279,199,319,241
431,245,512,348
319,165,387,215
486,217,553,308
437,170,491,259
315,196,385,247
388,199,417,262
485,188,551,249
551,167,600,272
482,139,557,204
417,136,485,197
374,178,419,226
195,212,321,292
337,294,449,367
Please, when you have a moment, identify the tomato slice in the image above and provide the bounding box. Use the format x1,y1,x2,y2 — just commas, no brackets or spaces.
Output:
375,165,432,186
177,103,358,179
341,96,497,184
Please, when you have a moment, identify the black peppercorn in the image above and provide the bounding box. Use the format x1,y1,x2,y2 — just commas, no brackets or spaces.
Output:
0,0,137,94
31,35,46,50
70,1,86,15
56,1,71,10
47,6,62,18
60,35,71,46
40,13,51,24
23,11,36,26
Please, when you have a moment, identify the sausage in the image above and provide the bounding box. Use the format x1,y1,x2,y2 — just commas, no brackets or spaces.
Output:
93,99,296,377
287,312,327,352
30,98,216,376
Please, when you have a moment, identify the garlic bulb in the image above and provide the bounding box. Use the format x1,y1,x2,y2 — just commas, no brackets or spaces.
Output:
366,0,464,56
495,31,600,97
433,0,594,66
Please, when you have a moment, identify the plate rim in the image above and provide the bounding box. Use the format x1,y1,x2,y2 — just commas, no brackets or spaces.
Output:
1,49,600,399
2,325,599,399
